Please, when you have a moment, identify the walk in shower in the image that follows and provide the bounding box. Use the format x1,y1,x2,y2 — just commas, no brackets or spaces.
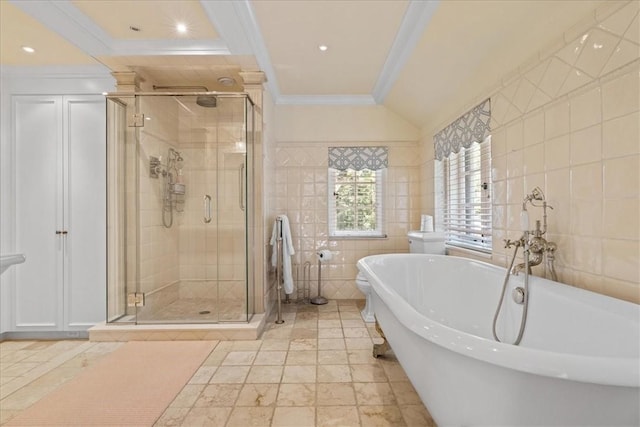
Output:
106,92,255,324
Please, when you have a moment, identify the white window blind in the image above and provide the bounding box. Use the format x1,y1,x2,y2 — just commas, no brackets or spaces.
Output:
442,137,492,252
328,168,385,238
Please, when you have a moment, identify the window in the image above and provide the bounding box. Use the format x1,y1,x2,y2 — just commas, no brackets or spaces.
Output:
328,168,385,237
437,136,492,252
434,98,492,254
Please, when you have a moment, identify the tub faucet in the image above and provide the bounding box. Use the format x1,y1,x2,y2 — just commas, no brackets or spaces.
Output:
512,221,557,281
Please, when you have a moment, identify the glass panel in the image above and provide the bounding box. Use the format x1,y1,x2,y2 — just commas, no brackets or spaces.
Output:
106,93,253,324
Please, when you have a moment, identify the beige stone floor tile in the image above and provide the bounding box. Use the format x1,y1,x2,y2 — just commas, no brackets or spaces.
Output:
345,337,374,350
154,407,190,426
286,350,316,365
236,383,279,407
188,366,217,384
359,405,407,426
0,362,39,377
290,328,319,339
390,381,422,405
254,350,287,365
316,383,356,406
221,350,257,365
276,383,316,406
226,406,274,427
318,349,348,365
272,406,316,427
193,384,242,407
209,366,250,384
317,364,352,383
0,409,21,425
230,340,262,351
341,319,366,328
318,328,344,338
399,404,437,426
318,312,341,320
339,311,363,320
316,405,360,427
0,301,434,427
354,382,397,405
246,365,284,383
317,338,345,350
179,407,231,426
293,320,319,329
0,384,55,411
262,326,293,339
169,384,207,408
282,365,316,383
343,327,370,338
201,348,228,366
347,349,379,365
260,339,290,351
350,364,387,382
318,319,342,328
379,360,410,382
289,338,318,351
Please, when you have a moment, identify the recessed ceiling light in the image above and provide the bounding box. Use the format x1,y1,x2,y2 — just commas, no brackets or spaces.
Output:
217,77,235,87
21,46,35,53
176,23,187,34
318,45,328,52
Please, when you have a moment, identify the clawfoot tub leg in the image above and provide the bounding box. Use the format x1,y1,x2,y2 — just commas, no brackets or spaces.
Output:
373,317,390,358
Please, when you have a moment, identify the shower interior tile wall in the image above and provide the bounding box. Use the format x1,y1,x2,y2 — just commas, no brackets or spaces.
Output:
137,97,249,314
423,0,639,303
273,143,422,300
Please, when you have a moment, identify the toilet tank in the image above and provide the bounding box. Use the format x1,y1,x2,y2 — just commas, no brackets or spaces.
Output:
408,231,446,254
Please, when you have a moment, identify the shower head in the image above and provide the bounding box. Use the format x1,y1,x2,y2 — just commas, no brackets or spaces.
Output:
196,95,217,108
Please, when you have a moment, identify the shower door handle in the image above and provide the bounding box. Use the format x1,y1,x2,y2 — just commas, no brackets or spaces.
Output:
239,163,245,211
203,195,212,223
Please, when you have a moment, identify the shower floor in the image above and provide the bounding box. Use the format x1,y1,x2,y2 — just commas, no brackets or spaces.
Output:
136,298,247,323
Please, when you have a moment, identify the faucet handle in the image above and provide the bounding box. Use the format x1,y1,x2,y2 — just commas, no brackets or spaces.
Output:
504,239,519,249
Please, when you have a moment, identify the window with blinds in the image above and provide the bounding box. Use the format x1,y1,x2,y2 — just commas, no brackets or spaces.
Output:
328,168,385,238
441,136,492,252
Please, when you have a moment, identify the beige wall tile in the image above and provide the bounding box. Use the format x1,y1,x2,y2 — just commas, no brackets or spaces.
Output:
604,155,640,199
602,68,640,120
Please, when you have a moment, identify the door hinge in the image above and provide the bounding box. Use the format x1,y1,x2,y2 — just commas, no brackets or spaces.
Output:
128,113,145,127
127,292,145,307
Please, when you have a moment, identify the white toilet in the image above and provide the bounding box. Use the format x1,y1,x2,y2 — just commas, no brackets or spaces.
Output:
356,231,446,322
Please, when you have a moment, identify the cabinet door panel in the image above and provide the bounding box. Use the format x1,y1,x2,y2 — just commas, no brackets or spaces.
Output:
65,96,106,328
14,96,63,329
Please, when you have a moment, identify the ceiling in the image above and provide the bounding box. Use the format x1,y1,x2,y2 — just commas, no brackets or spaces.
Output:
1,0,607,130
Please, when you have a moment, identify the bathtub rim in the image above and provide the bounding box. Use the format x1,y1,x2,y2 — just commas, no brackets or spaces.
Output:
357,253,640,388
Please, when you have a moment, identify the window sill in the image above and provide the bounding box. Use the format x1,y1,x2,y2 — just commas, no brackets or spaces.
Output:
329,234,388,240
445,245,492,261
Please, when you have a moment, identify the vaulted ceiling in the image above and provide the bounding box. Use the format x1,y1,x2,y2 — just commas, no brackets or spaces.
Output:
1,0,606,129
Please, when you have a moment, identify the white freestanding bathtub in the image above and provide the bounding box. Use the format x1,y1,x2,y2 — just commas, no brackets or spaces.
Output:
357,254,640,426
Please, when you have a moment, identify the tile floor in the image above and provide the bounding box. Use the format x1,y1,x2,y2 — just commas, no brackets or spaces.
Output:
0,300,436,426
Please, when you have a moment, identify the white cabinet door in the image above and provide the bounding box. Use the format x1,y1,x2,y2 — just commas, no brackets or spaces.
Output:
14,96,64,330
13,95,106,331
64,96,106,330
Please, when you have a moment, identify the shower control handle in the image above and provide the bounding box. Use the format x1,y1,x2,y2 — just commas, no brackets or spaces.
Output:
203,195,212,223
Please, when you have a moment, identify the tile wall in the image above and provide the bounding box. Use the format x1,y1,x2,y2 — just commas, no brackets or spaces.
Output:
422,0,639,303
270,142,422,300
136,96,250,316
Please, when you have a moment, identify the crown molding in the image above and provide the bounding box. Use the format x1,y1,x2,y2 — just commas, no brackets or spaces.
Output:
9,0,439,107
372,0,440,104
10,0,231,57
276,95,376,106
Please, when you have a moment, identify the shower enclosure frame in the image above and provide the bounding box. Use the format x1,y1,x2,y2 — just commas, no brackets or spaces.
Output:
105,92,255,325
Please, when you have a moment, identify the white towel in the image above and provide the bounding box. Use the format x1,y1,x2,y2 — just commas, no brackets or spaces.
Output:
270,214,295,294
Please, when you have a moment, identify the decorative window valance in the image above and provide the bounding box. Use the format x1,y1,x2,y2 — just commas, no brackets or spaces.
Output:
328,146,388,171
434,98,491,161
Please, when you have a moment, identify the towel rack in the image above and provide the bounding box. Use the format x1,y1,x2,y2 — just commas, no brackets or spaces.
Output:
275,217,285,324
